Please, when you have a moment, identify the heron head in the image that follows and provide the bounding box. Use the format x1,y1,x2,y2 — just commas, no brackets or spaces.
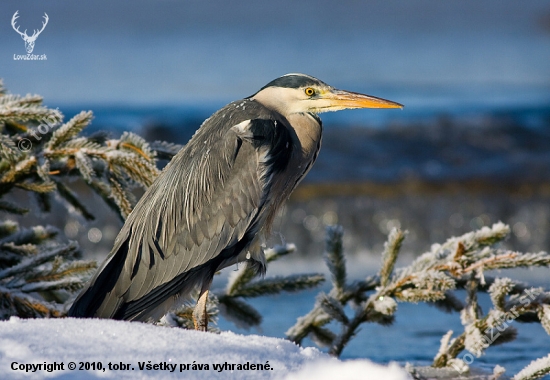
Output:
250,73,403,115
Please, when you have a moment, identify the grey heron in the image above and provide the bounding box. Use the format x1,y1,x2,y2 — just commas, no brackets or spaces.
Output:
68,73,403,330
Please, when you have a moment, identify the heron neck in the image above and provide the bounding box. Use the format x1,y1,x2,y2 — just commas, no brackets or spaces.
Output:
286,112,323,163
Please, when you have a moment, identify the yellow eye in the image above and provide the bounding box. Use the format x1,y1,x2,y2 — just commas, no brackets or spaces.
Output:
304,87,315,96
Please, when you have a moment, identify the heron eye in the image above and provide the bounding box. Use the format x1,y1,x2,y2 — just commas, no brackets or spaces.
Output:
304,87,315,97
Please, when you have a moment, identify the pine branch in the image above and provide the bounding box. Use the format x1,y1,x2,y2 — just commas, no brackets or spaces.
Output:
108,178,133,220
291,222,550,363
430,291,464,314
217,295,262,329
432,288,548,367
0,94,62,125
87,178,124,221
229,274,324,298
328,293,375,357
489,278,516,311
0,200,29,215
16,179,56,193
286,276,379,344
537,304,550,335
265,243,296,263
372,295,398,316
0,80,161,321
26,259,97,285
225,246,299,299
0,225,57,246
150,140,183,160
0,220,18,239
1,242,38,256
106,150,159,188
318,293,349,324
433,330,454,368
325,225,346,296
74,151,95,182
225,261,260,297
20,277,86,293
46,111,93,150
0,285,63,319
286,301,332,344
0,157,36,184
309,325,336,347
216,242,323,331
118,132,156,163
513,354,550,380
0,134,22,163
54,180,95,220
0,242,77,281
380,228,406,287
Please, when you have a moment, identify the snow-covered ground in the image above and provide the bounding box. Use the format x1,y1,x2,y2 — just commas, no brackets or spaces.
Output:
0,317,410,379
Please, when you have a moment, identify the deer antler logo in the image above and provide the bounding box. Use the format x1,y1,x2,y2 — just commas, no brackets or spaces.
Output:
11,11,49,54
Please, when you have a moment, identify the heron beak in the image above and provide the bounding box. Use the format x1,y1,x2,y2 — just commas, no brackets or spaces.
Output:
319,89,403,111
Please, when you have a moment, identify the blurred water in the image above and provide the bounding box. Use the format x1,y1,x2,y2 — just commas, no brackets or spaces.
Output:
0,0,549,108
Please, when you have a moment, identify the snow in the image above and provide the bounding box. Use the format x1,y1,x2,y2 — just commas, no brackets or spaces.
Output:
512,354,550,380
0,317,411,380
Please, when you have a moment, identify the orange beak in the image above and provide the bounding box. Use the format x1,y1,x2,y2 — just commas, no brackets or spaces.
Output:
320,89,404,110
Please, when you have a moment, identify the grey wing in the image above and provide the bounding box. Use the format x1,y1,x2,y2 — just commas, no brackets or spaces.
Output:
69,117,292,321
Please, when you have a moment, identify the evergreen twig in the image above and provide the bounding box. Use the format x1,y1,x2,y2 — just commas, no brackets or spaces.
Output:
288,221,550,377
0,79,164,319
216,243,324,330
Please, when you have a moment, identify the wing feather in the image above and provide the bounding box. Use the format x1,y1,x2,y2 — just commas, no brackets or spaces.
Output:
69,99,295,321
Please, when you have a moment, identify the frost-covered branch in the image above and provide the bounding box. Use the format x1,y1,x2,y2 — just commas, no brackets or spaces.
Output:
513,354,550,380
0,79,168,319
288,222,550,373
214,243,324,330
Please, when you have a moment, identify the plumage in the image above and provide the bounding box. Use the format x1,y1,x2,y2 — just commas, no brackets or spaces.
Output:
68,74,403,326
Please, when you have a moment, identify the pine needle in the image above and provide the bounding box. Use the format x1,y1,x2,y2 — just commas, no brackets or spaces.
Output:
324,225,346,295
16,180,56,193
217,295,262,329
380,228,406,287
489,278,516,311
26,260,97,284
109,178,133,220
0,134,21,163
0,200,29,215
513,354,550,380
0,220,18,238
0,242,77,281
538,304,550,336
54,180,95,220
0,157,36,184
318,293,349,324
46,111,93,150
229,274,324,298
119,132,156,163
309,325,336,347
